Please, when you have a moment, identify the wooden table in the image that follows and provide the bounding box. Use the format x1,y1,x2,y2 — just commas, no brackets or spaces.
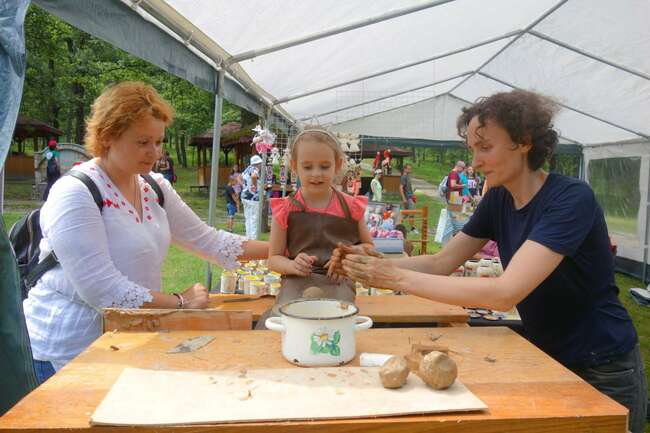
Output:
0,327,626,432
209,294,469,325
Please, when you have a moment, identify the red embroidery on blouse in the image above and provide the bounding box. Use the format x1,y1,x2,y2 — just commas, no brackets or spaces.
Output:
144,197,149,202
146,215,152,221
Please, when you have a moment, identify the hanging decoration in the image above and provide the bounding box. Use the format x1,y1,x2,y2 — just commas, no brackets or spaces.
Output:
251,124,277,154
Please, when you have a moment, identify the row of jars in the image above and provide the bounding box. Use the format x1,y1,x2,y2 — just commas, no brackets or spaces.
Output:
463,258,504,278
220,260,282,296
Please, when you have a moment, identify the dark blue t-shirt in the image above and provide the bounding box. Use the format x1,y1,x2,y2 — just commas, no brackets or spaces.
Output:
462,173,637,367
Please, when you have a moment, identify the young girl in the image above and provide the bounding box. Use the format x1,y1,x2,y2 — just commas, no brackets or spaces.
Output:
259,127,373,327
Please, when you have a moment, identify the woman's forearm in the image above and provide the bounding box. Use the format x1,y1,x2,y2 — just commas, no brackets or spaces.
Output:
389,252,458,276
143,291,181,309
238,240,269,261
398,269,513,311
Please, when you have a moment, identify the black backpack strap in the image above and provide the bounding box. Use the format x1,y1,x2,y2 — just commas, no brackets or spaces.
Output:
141,174,164,208
25,251,59,289
67,170,104,211
25,170,104,288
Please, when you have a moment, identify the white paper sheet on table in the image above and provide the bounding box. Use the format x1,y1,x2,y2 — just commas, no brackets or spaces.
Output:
91,367,487,426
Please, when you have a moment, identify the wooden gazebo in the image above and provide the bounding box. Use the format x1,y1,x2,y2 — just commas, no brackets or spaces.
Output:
189,122,255,189
13,116,64,153
6,116,65,179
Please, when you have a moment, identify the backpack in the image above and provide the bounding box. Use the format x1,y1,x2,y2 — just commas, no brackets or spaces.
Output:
8,171,164,300
438,175,449,200
46,154,60,178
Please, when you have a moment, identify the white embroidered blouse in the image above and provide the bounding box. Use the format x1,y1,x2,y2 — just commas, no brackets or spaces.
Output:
23,160,245,369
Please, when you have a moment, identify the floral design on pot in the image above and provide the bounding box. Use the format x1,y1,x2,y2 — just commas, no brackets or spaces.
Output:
310,328,341,356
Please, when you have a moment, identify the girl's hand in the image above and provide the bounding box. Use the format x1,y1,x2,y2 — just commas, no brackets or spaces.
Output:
181,283,209,309
291,253,317,276
342,254,403,292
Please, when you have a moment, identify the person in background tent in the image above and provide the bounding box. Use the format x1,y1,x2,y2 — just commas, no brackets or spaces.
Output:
466,165,481,200
42,138,61,201
241,154,263,239
372,151,381,171
230,163,244,198
333,90,647,433
224,175,240,233
381,148,392,175
370,169,383,202
259,126,373,329
399,163,417,234
155,150,175,184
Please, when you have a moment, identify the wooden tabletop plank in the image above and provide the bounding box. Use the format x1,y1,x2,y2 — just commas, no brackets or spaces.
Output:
0,327,627,432
209,294,469,324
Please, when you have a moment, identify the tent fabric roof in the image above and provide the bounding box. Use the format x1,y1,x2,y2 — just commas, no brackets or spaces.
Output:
133,0,648,146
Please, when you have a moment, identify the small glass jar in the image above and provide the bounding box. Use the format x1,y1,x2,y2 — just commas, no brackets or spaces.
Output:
220,271,236,294
464,260,480,277
268,282,281,296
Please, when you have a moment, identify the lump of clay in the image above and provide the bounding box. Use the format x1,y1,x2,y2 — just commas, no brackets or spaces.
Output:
302,286,325,299
379,356,409,389
418,351,457,390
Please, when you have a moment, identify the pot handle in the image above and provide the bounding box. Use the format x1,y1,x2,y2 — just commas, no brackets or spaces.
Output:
354,315,373,330
265,316,285,332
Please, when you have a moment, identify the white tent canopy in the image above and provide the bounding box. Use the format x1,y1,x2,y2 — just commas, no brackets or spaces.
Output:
32,0,650,282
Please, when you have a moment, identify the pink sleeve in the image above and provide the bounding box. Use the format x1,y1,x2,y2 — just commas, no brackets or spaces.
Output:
270,197,290,230
345,194,368,221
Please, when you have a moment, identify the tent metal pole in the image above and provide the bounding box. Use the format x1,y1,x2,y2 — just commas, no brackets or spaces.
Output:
257,107,272,237
447,0,569,95
299,71,473,121
0,166,4,215
478,72,650,140
641,156,650,285
528,30,650,82
228,0,458,64
205,68,225,291
275,30,521,104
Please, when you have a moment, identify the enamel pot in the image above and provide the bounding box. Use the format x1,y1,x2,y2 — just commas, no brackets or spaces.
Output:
265,298,373,367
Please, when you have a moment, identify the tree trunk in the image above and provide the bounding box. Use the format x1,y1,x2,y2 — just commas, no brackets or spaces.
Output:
180,134,188,168
73,82,85,145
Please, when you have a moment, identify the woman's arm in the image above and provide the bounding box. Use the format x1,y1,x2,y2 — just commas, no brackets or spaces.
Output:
343,239,563,311
160,177,267,267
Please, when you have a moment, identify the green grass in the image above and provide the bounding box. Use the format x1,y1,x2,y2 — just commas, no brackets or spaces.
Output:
404,156,449,187
606,214,638,236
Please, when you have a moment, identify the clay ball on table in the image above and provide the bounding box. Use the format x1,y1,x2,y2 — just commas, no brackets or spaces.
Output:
379,356,410,389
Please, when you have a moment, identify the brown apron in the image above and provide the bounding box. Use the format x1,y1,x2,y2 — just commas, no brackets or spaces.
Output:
256,189,360,329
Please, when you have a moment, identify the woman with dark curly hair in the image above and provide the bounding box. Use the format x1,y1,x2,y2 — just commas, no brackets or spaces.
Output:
333,89,646,432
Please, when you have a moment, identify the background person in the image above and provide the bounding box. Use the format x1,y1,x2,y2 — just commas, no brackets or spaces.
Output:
399,163,417,234
241,155,263,239
224,175,240,232
42,138,61,200
370,169,383,202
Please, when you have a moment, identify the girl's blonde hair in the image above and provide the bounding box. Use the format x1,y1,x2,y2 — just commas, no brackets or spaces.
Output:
289,126,345,164
85,81,175,157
